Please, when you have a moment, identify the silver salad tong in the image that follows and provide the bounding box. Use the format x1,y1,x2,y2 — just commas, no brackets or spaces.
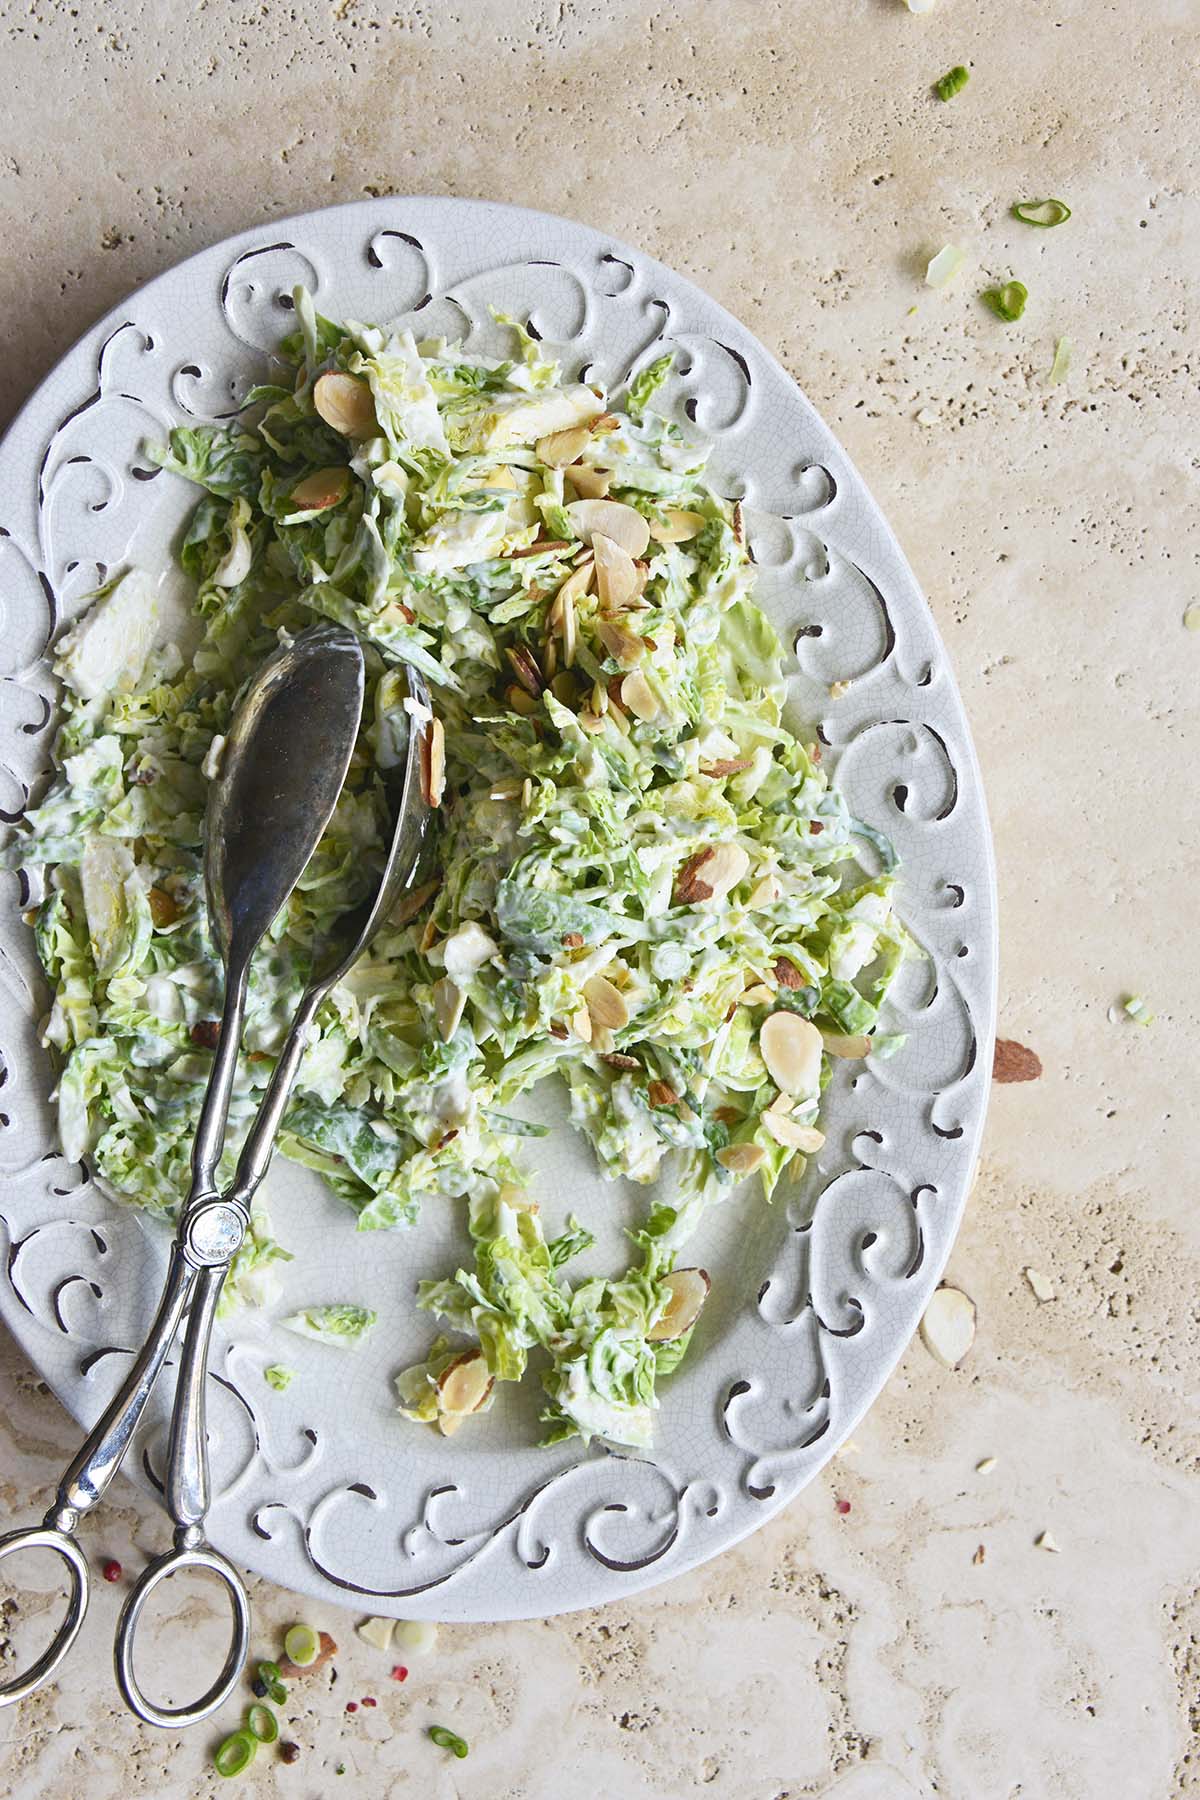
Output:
0,622,435,1726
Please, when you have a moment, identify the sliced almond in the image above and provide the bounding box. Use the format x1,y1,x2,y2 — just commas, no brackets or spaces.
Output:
420,717,446,807
918,1285,976,1370
716,1143,765,1175
1034,1530,1061,1554
759,1013,823,1094
506,684,539,717
592,531,640,611
313,370,378,438
732,500,745,545
1023,1266,1056,1303
289,466,350,511
577,711,605,735
356,1615,395,1653
620,670,660,721
648,508,706,544
583,973,630,1031
647,1081,680,1108
571,1003,594,1042
596,618,645,666
565,499,650,558
647,1268,711,1341
772,958,804,990
763,1113,825,1153
700,756,753,778
560,594,577,667
821,1031,872,1059
432,976,465,1041
747,874,781,908
743,983,776,1008
536,424,591,468
767,1089,796,1114
148,886,181,928
568,464,611,499
556,557,595,606
600,1052,641,1071
437,1412,465,1437
506,645,544,696
673,842,750,907
437,1351,494,1417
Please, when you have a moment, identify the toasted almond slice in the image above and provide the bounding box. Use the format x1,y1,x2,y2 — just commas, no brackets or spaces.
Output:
148,886,181,928
536,424,591,468
561,593,577,666
356,1615,395,1652
583,972,630,1030
772,958,804,989
565,499,650,558
571,1003,594,1041
918,1285,976,1369
592,531,640,610
437,1351,494,1417
759,1013,823,1094
648,508,706,544
420,717,446,807
432,976,465,1042
647,1268,711,1341
647,1081,680,1108
489,779,523,800
763,1113,825,1153
544,636,558,678
568,464,611,499
747,874,781,908
821,1031,872,1059
673,842,750,906
716,1143,765,1175
506,684,539,717
289,466,350,511
767,1089,795,1114
596,618,645,666
313,370,378,438
437,1412,465,1437
620,670,660,721
700,756,753,778
732,500,745,545
577,711,606,735
557,557,595,605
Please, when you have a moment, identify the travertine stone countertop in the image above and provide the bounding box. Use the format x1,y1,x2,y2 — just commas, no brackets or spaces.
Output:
1,3,1196,1796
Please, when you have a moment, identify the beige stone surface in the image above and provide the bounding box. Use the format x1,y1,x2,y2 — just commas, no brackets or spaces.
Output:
1,1,1197,1795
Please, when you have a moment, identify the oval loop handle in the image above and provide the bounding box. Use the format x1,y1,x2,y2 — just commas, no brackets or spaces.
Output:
0,1524,90,1707
113,1541,250,1728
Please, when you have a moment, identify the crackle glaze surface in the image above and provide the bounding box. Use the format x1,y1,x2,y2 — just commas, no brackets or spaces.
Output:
0,1,1196,1795
0,195,996,1622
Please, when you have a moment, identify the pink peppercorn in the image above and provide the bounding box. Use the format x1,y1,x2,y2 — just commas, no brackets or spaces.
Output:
390,1666,408,1683
361,1697,377,1708
101,1559,122,1582
345,1701,358,1714
835,1499,852,1515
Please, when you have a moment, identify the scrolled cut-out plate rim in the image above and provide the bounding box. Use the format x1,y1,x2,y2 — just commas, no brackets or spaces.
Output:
0,198,996,1621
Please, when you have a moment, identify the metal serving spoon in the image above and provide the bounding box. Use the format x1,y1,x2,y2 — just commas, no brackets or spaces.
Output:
0,625,434,1727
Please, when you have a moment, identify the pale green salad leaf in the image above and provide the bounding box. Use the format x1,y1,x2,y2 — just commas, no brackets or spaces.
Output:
1,294,912,1450
281,1304,378,1347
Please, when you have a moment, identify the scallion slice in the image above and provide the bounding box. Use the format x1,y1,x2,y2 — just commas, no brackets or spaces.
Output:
246,1703,279,1744
981,281,1028,322
429,1725,469,1759
935,66,969,100
1048,337,1071,384
1012,198,1071,228
283,1624,320,1668
256,1659,287,1704
214,1729,258,1778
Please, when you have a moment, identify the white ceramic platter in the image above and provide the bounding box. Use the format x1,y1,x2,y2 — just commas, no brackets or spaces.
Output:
0,199,996,1621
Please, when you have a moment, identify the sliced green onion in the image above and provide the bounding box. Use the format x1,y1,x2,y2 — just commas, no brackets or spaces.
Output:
264,1364,294,1391
934,65,969,100
1048,337,1071,384
214,1729,258,1778
283,1624,320,1668
429,1725,469,1759
981,280,1027,322
925,245,966,288
1123,995,1154,1027
1012,198,1071,228
256,1659,287,1705
245,1703,279,1744
1184,603,1200,632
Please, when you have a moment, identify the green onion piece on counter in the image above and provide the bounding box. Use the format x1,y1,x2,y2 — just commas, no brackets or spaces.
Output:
1048,337,1071,384
263,1364,294,1392
429,1725,470,1759
214,1729,258,1778
257,1659,287,1704
934,65,969,100
981,280,1028,322
1183,603,1200,633
283,1623,320,1667
1123,995,1154,1026
246,1703,279,1744
1012,198,1071,227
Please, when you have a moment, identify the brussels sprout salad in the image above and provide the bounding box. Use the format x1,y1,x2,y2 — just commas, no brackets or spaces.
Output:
1,293,911,1450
